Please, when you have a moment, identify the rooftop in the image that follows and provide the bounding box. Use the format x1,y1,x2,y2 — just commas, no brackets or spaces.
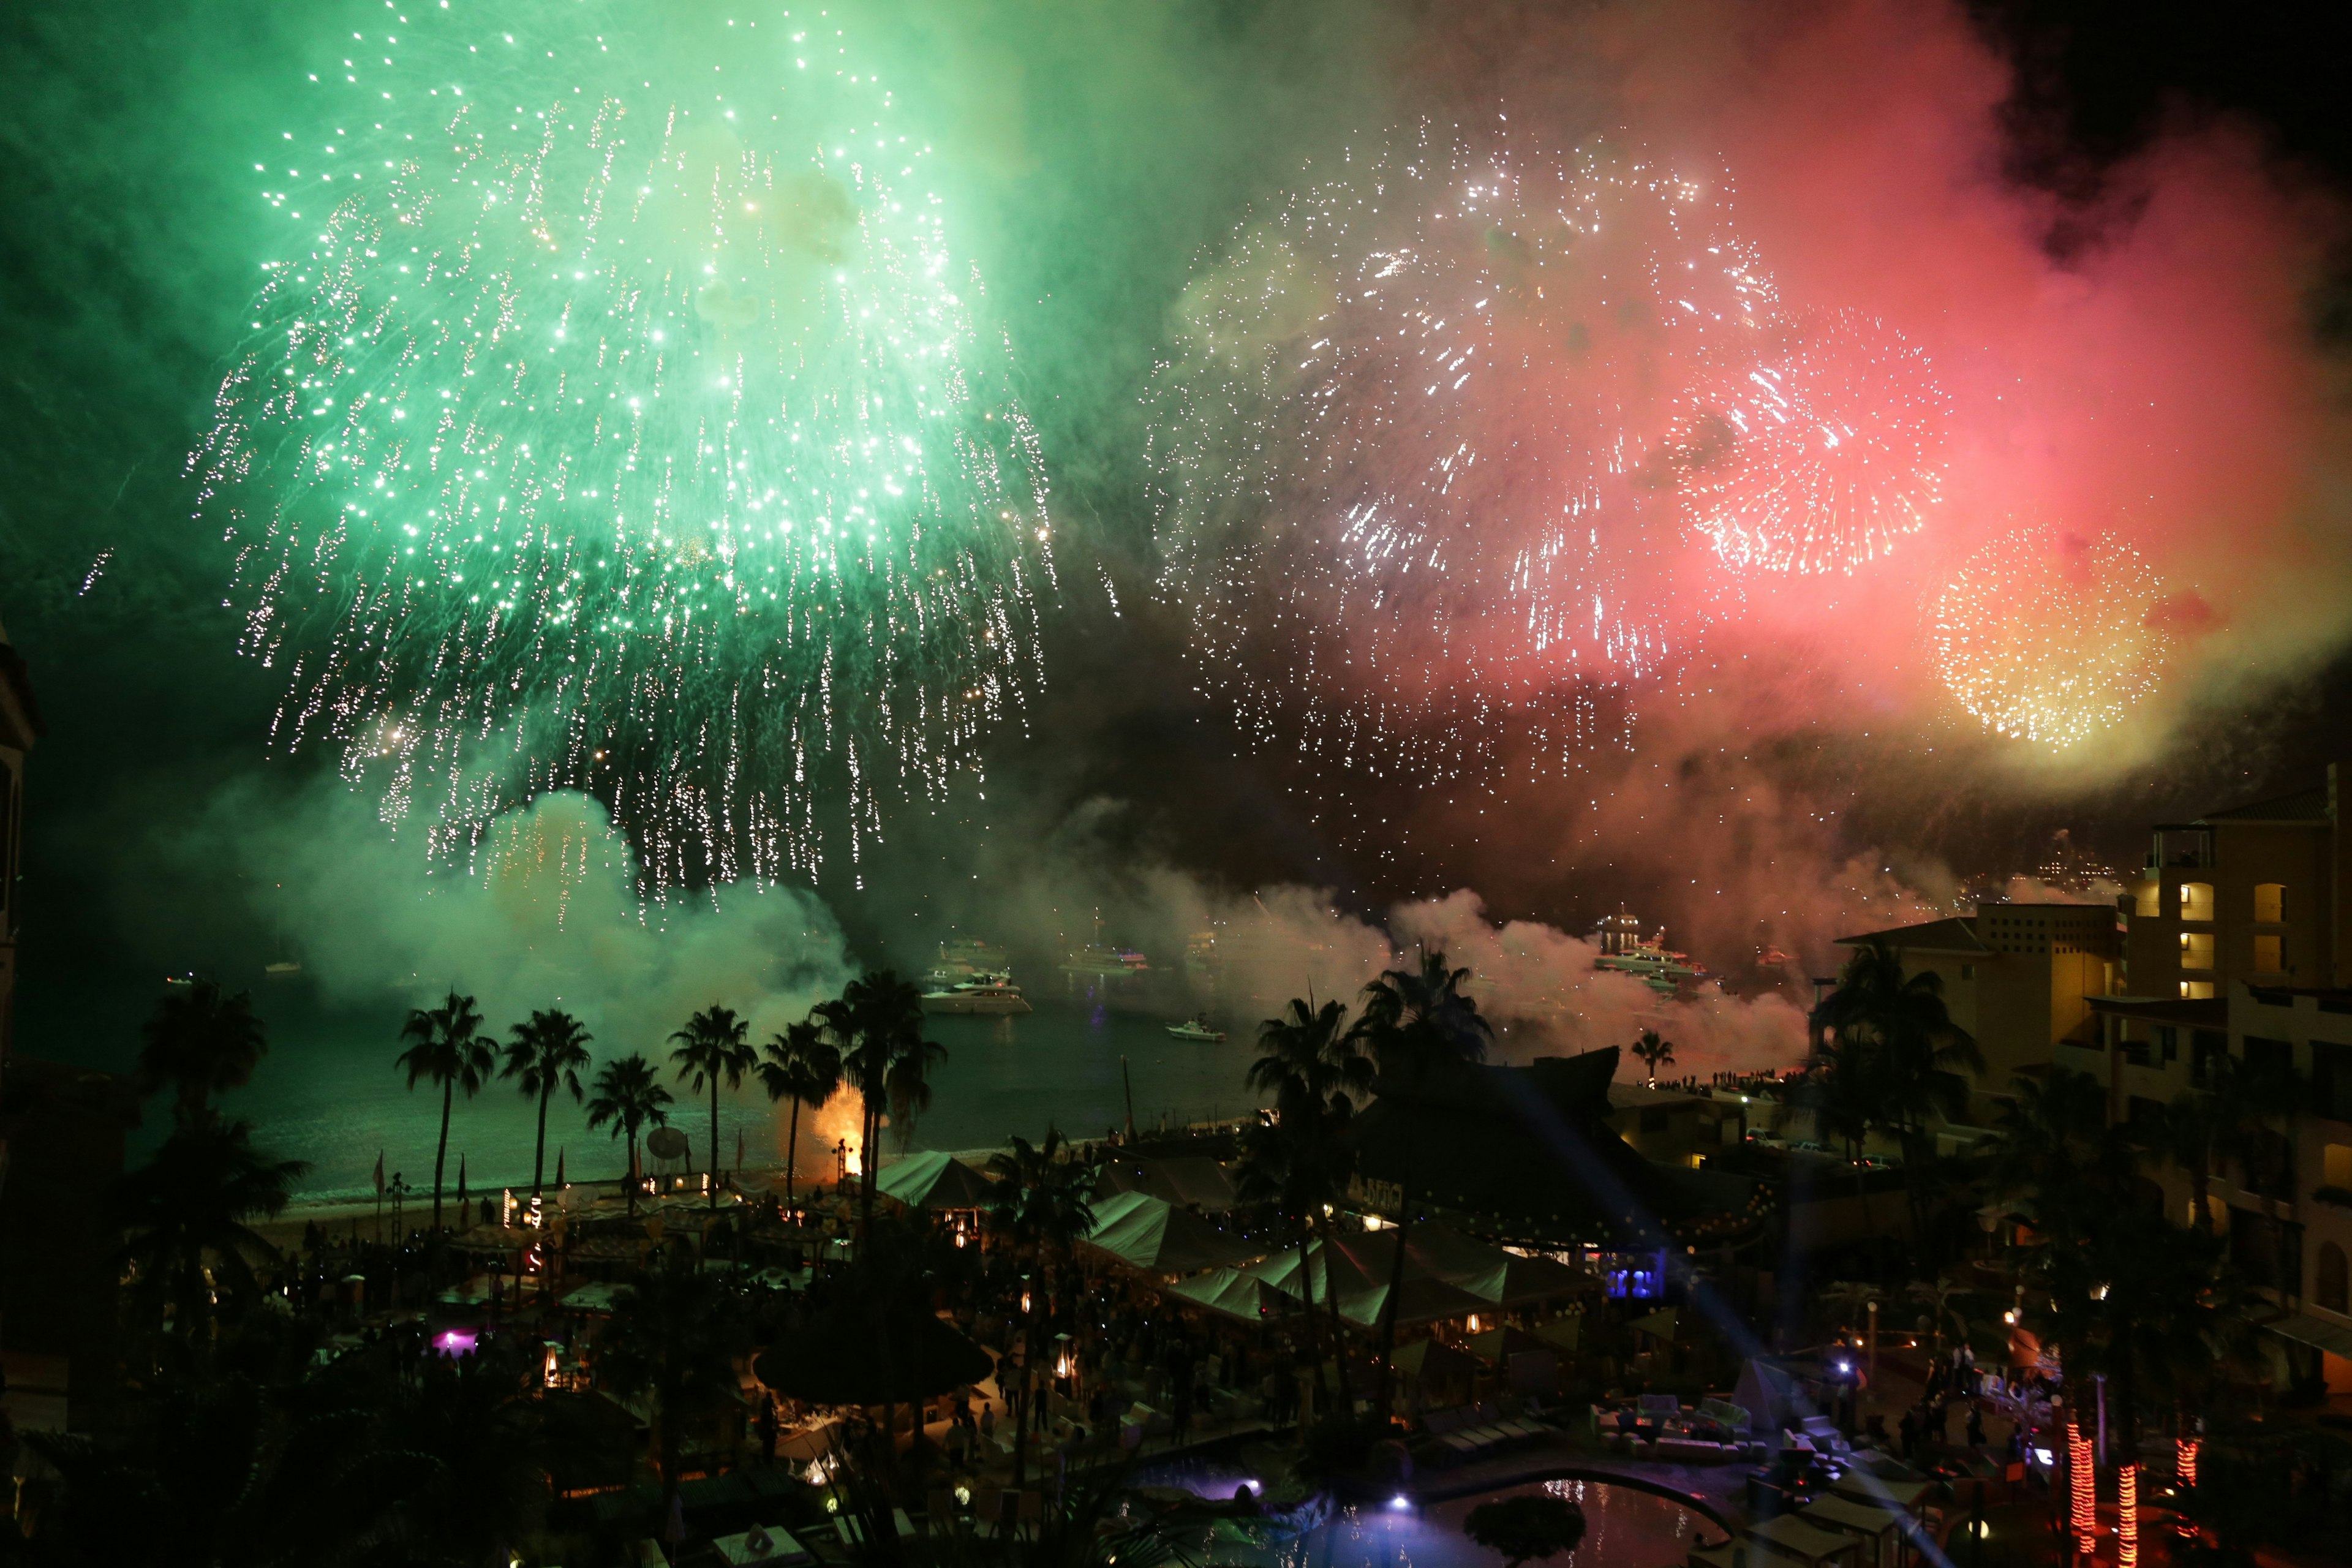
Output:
1834,916,1989,956
2199,785,2331,824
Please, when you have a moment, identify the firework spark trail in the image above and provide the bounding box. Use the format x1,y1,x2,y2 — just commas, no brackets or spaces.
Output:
192,1,1057,891
1933,526,2176,748
1672,307,1948,576
1151,119,1806,787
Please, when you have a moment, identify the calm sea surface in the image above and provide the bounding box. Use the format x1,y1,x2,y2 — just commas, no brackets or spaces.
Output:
154,987,1266,1200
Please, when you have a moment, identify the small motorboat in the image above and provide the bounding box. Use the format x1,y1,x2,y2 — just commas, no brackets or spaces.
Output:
1164,1014,1226,1042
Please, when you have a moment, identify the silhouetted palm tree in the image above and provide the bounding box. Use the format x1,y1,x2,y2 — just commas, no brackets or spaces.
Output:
670,1004,756,1209
586,1054,674,1216
136,978,268,1126
985,1128,1096,1483
1350,951,1493,1413
2027,1201,2258,1542
395,990,496,1234
1981,1066,2134,1243
1249,995,1371,1115
115,1118,307,1365
758,1018,842,1208
1630,1028,1676,1088
816,970,943,1232
502,1008,594,1195
1812,938,1983,1246
598,1253,752,1543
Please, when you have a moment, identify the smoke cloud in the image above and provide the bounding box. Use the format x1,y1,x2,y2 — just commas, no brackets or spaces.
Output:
160,782,853,1055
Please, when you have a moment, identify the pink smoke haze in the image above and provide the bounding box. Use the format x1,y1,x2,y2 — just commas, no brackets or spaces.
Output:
1580,0,2350,736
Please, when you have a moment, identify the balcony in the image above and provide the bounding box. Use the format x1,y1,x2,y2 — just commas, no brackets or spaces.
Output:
2149,825,2214,870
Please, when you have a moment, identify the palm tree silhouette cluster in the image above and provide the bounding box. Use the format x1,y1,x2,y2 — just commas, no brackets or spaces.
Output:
370,969,944,1235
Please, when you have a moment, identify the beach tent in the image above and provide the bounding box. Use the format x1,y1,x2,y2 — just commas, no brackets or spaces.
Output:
1402,1223,1586,1306
1627,1306,1679,1346
1166,1266,1294,1325
1392,1336,1483,1408
1080,1190,1264,1276
1245,1236,1490,1330
873,1151,994,1212
1093,1153,1240,1213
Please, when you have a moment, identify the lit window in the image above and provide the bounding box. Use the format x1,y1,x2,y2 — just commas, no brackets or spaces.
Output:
2179,932,2214,970
2253,935,2282,973
2254,883,2285,923
2179,981,2214,1000
2133,883,2160,917
2179,883,2214,922
2326,1143,2352,1188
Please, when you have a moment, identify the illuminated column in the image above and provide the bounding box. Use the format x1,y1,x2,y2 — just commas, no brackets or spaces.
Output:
2068,1416,2097,1560
2116,1462,2139,1568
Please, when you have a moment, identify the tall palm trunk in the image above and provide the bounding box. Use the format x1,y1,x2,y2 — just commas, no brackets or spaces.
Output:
431,1077,454,1232
626,1121,642,1216
785,1091,802,1208
1296,1208,1329,1425
532,1085,552,1194
1378,1178,1414,1421
708,1077,723,1210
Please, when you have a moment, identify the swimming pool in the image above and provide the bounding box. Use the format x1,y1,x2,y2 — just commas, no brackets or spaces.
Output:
1193,1479,1711,1568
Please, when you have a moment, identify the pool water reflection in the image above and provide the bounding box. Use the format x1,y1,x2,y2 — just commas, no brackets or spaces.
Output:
1219,1480,1708,1568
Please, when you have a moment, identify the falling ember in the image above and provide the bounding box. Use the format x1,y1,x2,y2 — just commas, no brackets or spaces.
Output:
191,1,1057,892
1932,526,2176,748
1148,117,1776,788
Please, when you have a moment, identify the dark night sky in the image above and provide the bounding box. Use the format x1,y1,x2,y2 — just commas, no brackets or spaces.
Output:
4,0,2350,1059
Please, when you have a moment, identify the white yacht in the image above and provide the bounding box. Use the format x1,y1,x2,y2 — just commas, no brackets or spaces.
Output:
1591,913,1708,998
1164,1014,1226,1043
921,973,1033,1016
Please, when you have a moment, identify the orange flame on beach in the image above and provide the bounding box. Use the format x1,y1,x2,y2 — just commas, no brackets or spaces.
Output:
803,1084,864,1179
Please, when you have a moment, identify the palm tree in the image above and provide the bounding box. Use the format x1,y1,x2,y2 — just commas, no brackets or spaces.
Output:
395,990,496,1234
597,1253,752,1546
1238,993,1374,1422
1350,951,1493,1412
758,1019,842,1208
1812,938,1983,1246
1629,1028,1676,1088
136,978,269,1126
985,1128,1097,1485
586,1054,674,1216
2027,1201,2259,1548
815,970,943,1233
669,1005,756,1209
115,1118,308,1365
1981,1067,2135,1243
502,1008,594,1195
1249,995,1373,1115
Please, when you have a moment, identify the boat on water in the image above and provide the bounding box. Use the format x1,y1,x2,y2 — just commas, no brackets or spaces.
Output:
920,974,1033,1016
1591,912,1708,998
924,937,1011,990
1164,1014,1226,1043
